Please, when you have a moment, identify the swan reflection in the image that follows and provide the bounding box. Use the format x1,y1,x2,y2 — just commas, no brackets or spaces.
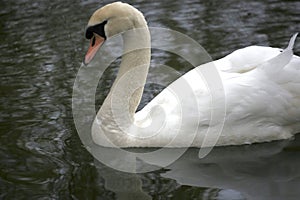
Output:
94,135,300,199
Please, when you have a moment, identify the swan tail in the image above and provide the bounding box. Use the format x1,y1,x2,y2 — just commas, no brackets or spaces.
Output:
287,32,298,50
259,33,298,76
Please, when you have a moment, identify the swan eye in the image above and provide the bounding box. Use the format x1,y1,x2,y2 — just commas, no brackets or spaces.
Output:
85,20,108,40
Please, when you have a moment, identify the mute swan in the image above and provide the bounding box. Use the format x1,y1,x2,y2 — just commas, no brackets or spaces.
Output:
84,2,300,147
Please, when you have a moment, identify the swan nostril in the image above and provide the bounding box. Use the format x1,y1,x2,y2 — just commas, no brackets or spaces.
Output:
91,36,96,46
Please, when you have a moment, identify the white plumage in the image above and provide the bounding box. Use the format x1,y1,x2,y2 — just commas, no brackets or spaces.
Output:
85,2,300,147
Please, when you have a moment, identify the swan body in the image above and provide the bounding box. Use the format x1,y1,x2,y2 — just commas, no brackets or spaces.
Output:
84,2,300,147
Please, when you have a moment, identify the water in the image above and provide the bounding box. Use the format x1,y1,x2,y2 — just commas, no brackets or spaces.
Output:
1,0,299,199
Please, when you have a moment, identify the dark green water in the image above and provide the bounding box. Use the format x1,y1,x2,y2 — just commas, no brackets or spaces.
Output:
1,0,300,199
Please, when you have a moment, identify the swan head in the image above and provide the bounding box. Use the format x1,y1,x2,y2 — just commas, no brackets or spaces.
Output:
84,2,147,64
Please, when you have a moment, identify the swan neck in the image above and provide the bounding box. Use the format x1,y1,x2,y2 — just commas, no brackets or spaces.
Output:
100,27,151,121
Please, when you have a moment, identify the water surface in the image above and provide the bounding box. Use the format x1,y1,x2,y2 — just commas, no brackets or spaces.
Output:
1,0,299,199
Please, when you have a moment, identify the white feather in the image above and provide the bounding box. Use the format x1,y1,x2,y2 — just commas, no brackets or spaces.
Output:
89,2,300,147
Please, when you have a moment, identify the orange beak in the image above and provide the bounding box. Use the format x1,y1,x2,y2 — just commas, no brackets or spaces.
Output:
84,33,105,65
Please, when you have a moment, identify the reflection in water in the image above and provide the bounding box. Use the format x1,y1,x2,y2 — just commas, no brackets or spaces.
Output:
165,137,300,200
95,162,152,200
96,136,300,200
0,0,299,199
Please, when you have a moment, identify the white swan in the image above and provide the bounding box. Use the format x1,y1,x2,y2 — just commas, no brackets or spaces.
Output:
84,2,300,147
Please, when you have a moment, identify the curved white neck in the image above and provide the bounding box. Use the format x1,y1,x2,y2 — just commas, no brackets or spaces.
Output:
98,27,151,127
